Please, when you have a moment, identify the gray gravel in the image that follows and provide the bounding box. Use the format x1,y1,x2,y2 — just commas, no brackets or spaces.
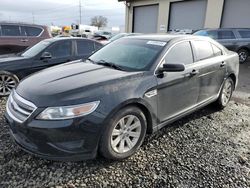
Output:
0,97,250,188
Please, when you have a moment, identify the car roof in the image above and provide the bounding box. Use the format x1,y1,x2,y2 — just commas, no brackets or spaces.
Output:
197,28,250,31
43,37,101,44
0,21,47,28
124,34,209,42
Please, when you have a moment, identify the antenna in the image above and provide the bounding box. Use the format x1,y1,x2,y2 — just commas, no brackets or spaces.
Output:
79,0,82,25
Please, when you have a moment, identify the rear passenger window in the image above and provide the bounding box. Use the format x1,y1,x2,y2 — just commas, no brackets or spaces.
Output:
1,25,20,36
239,30,250,39
77,40,94,55
211,44,223,56
192,41,214,61
165,42,193,65
25,26,43,36
217,31,236,40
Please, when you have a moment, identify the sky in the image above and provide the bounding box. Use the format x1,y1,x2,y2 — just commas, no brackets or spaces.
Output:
0,0,125,27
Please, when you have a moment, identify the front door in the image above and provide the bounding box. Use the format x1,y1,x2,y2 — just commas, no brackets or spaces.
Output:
156,41,199,123
32,40,74,73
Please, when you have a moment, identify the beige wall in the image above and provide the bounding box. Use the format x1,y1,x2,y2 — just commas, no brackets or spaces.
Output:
124,0,225,33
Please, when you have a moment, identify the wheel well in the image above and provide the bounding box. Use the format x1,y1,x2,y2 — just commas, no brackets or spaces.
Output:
238,47,250,54
228,74,236,90
123,103,153,134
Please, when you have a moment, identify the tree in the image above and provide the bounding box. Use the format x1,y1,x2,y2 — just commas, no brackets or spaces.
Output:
90,16,108,29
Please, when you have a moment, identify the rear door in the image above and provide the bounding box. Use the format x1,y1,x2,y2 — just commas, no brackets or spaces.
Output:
32,40,73,73
75,40,95,60
157,41,199,122
21,26,44,47
191,40,226,103
0,24,28,54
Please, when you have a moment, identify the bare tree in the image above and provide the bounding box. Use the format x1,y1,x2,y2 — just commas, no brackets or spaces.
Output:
90,16,108,29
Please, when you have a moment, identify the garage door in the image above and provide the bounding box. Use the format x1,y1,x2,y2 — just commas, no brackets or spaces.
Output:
221,0,250,28
133,5,159,33
169,0,207,31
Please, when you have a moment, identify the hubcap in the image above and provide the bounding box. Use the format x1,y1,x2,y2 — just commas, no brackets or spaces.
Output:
221,80,232,106
0,75,17,96
239,51,247,62
111,115,141,153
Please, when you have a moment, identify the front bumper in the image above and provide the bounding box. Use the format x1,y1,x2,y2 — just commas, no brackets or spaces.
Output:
5,111,105,161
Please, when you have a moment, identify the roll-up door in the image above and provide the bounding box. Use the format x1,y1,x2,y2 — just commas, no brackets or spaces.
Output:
133,5,159,33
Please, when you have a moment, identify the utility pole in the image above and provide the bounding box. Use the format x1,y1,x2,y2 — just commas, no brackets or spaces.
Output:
79,0,82,25
32,12,35,24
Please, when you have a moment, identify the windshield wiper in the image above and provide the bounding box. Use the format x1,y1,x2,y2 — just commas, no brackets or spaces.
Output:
95,60,125,71
87,58,95,63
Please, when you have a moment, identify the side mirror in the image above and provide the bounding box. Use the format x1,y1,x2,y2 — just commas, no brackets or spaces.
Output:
158,63,185,73
40,52,52,60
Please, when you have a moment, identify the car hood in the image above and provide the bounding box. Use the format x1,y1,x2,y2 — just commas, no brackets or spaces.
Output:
16,61,145,107
0,55,28,64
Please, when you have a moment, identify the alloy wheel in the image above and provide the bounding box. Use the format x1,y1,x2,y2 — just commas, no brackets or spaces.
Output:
221,79,233,106
111,115,142,154
0,74,18,96
239,51,248,63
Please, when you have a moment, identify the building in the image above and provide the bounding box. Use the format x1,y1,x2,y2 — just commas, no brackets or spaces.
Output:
119,0,250,33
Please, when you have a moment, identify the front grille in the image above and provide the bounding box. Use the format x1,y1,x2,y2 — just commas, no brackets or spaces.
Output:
6,90,37,123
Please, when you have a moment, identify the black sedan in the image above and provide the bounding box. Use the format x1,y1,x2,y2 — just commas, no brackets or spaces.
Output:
5,35,239,161
0,37,103,96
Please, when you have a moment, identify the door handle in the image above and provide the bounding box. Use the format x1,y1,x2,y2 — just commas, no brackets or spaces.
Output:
20,39,28,42
220,61,226,67
189,69,199,76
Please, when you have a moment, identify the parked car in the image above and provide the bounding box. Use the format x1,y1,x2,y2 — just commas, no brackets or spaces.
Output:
0,22,52,55
0,37,103,96
194,28,250,63
5,35,239,161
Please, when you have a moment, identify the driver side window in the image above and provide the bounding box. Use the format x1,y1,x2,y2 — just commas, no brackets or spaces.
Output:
46,41,72,59
165,42,193,65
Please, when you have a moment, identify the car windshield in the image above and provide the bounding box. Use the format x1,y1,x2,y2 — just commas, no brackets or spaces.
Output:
89,38,166,71
21,40,51,57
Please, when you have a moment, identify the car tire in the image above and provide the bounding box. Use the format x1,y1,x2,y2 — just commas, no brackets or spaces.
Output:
215,77,234,109
0,71,19,97
238,49,249,64
99,106,147,160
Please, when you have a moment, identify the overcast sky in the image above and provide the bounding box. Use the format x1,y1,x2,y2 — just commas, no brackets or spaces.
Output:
0,0,125,27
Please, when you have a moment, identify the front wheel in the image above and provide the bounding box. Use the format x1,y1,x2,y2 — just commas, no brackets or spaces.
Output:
215,77,234,109
99,106,147,160
0,72,19,97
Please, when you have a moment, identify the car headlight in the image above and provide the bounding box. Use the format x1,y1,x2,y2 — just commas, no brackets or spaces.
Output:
36,101,100,120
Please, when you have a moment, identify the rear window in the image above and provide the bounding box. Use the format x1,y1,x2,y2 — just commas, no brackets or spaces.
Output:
217,31,236,40
192,40,214,61
211,44,223,56
77,40,94,55
1,25,20,36
24,26,43,36
238,30,250,39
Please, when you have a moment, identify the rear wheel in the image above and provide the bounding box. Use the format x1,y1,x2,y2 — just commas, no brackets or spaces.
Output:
0,72,19,97
238,49,249,64
215,77,234,109
99,106,147,160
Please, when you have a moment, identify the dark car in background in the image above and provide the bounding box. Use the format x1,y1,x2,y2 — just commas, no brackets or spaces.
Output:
5,35,239,161
0,22,52,55
194,28,250,63
0,37,103,96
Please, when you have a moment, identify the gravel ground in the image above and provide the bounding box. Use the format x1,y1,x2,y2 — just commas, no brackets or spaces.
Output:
0,96,250,188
